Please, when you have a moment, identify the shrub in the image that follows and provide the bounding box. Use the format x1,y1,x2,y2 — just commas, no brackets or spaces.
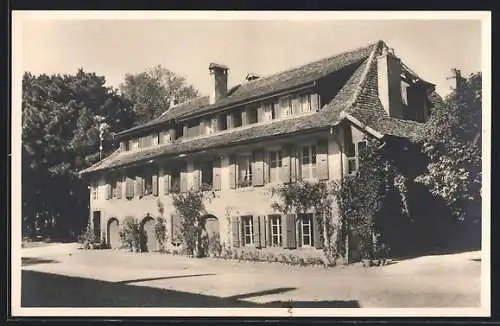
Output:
154,217,167,251
119,218,143,252
78,224,98,249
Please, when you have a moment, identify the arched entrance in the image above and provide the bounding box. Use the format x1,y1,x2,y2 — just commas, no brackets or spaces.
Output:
203,215,220,237
141,215,156,252
107,218,120,249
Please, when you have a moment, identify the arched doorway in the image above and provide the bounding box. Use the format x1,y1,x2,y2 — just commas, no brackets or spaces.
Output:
107,218,120,249
141,215,156,252
203,215,220,237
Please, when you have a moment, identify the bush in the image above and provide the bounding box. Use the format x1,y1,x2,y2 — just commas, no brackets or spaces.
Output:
119,218,143,252
154,217,167,251
78,224,98,250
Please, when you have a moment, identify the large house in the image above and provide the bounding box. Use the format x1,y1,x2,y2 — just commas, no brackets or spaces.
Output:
79,40,439,255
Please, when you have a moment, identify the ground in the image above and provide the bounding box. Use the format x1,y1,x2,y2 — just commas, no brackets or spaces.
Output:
20,242,481,308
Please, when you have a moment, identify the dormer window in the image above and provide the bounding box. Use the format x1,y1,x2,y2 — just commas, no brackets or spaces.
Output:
232,111,243,128
217,114,228,131
299,93,312,113
280,97,292,118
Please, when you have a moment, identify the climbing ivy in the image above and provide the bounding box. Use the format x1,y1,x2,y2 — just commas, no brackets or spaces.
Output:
271,138,410,264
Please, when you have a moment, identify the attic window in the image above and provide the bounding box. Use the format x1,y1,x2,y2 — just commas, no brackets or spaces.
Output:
232,111,242,128
246,105,258,124
218,114,228,131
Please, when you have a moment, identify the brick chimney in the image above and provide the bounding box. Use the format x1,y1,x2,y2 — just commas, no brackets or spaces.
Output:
377,46,403,119
209,63,229,105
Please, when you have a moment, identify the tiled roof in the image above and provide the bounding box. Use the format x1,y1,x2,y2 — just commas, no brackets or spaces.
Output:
80,39,442,175
115,41,379,137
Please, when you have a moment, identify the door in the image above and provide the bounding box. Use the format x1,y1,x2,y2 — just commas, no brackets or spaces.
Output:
107,219,120,249
92,211,101,241
142,216,156,252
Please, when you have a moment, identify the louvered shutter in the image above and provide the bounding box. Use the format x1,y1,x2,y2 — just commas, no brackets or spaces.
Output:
311,93,320,111
231,216,240,248
226,114,233,129
252,150,264,186
180,171,188,193
213,159,222,191
253,216,261,248
280,147,291,183
291,96,300,115
283,214,297,249
163,172,171,195
116,180,122,199
259,215,267,248
119,141,126,151
316,139,329,180
241,110,248,126
168,129,176,142
263,151,270,184
313,213,323,249
135,176,144,198
257,105,263,122
152,174,159,196
199,120,205,135
192,165,200,191
229,155,236,189
183,125,188,138
290,147,298,182
296,217,302,247
125,177,134,198
105,184,111,200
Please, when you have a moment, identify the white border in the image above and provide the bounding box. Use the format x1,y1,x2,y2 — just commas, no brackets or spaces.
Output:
11,10,491,318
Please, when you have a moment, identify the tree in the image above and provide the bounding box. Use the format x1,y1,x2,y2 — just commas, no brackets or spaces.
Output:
415,72,482,222
22,69,135,239
119,65,199,125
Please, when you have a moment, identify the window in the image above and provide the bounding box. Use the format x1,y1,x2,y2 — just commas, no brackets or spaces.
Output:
246,106,258,124
237,154,253,188
300,94,311,113
218,115,227,131
270,215,282,247
242,216,254,246
171,170,181,193
139,135,153,148
187,120,200,138
201,161,214,190
122,141,129,151
110,176,119,198
347,140,367,175
92,183,98,200
300,144,317,179
204,118,214,135
280,97,292,117
129,139,139,150
299,214,313,247
269,150,282,183
141,168,157,196
157,133,161,145
232,111,243,128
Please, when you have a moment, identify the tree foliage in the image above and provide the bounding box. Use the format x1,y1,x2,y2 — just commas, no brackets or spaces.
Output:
119,65,199,125
415,72,482,222
22,69,135,238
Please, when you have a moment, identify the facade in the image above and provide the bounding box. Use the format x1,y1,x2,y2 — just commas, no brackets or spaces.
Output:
80,40,439,255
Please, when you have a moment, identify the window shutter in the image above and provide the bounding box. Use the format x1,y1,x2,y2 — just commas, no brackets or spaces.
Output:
252,150,264,186
183,125,188,138
152,174,159,196
226,114,233,129
241,110,248,126
180,171,188,193
296,217,302,247
229,155,236,189
116,180,122,199
280,147,291,183
105,184,111,200
119,141,126,151
213,159,222,191
291,96,300,115
125,177,134,198
283,214,297,249
252,216,261,248
311,93,320,111
192,165,200,191
259,215,267,248
290,147,298,182
135,176,144,198
257,105,264,122
163,172,171,195
199,120,205,135
231,216,240,248
263,151,270,184
316,139,329,180
313,213,323,249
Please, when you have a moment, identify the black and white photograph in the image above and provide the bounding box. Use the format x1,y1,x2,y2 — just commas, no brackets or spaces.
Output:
11,11,491,317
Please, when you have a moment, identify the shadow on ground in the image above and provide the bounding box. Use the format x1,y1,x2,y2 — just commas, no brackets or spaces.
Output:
22,257,59,267
22,270,359,308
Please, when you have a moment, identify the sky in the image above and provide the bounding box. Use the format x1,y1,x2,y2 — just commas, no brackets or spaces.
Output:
18,14,483,97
